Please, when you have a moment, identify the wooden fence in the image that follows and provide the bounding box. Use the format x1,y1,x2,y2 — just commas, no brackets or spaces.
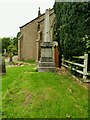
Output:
62,53,90,82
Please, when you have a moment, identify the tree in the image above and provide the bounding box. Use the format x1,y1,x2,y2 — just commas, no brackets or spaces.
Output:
54,2,90,61
1,32,21,56
1,37,10,54
6,32,21,63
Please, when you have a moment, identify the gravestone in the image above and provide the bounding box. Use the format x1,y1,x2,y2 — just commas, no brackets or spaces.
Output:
0,56,6,75
38,9,55,72
12,56,18,63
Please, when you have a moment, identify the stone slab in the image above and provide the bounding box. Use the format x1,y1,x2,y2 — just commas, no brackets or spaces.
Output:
38,66,56,72
39,61,55,67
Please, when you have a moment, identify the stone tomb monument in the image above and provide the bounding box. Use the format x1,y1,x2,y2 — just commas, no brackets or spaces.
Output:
38,9,55,72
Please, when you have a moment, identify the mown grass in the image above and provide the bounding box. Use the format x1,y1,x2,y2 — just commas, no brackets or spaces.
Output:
2,63,88,118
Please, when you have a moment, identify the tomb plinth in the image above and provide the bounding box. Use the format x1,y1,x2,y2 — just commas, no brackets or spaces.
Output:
38,9,55,72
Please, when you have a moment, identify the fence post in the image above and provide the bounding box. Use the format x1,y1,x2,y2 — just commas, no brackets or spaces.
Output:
83,53,88,81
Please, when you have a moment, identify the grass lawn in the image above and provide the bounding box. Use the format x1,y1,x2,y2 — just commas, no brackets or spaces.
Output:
2,63,88,118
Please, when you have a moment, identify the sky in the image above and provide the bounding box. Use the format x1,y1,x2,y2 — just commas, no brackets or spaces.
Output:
0,0,55,38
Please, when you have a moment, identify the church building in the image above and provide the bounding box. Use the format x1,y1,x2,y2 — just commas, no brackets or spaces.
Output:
18,8,59,67
18,8,55,60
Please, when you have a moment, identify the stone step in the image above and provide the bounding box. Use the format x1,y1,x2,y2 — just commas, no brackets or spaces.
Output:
40,57,53,62
38,66,56,72
39,62,55,67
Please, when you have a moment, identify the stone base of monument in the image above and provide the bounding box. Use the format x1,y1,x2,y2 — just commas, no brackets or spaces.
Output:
38,42,55,72
38,61,55,72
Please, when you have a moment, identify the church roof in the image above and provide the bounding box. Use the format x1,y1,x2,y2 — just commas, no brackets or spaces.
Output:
20,8,54,28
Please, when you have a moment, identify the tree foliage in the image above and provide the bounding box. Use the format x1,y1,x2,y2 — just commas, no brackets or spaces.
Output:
1,37,11,53
1,32,21,56
54,2,90,60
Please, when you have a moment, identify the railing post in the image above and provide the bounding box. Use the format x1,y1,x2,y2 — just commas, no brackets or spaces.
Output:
62,55,64,65
83,53,88,81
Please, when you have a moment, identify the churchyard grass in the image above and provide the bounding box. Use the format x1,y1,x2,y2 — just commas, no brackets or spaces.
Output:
2,62,88,118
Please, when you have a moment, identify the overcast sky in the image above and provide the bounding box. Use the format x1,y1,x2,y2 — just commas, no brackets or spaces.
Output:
0,0,55,38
